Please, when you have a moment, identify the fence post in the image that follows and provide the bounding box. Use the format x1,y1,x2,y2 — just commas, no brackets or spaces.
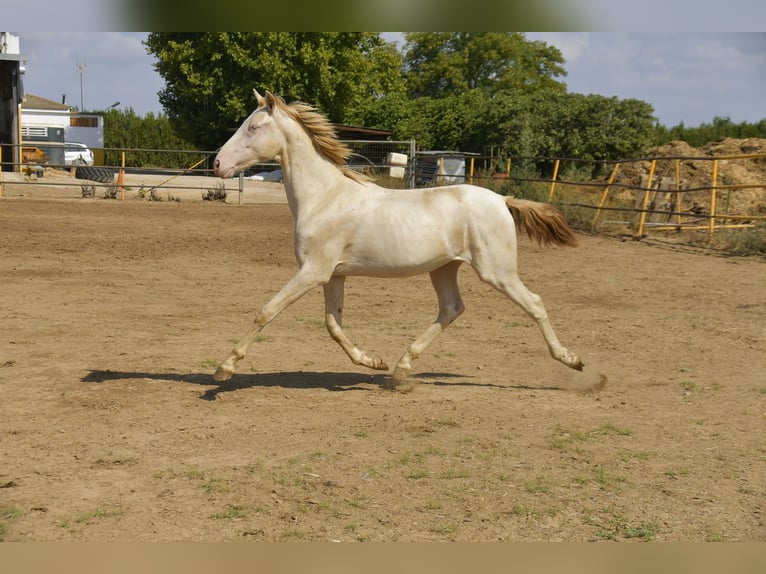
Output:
409,140,416,188
238,171,244,204
441,156,446,185
709,159,718,236
547,158,561,202
591,162,620,230
118,151,126,200
674,159,682,229
636,159,656,238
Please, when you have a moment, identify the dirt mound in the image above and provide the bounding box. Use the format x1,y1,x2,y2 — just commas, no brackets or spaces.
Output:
614,138,766,217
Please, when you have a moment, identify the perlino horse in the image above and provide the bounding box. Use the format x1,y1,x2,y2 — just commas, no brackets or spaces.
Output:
213,90,583,390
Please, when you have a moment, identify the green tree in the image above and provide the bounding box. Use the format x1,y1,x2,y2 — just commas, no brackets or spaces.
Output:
403,32,567,98
144,32,404,149
103,107,199,169
654,116,766,148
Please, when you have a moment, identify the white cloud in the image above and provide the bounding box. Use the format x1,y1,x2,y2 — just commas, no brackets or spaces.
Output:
530,32,591,63
536,32,765,125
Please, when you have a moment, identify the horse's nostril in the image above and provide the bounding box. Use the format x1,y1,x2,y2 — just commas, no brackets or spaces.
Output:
214,159,220,169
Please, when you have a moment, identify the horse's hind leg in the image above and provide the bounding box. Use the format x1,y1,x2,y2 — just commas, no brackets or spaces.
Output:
390,261,465,390
476,266,583,371
324,276,388,371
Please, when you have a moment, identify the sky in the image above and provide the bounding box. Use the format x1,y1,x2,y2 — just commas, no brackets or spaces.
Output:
12,31,766,128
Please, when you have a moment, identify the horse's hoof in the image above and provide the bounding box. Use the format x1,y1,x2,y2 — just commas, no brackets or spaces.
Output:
570,356,585,371
383,372,417,393
213,365,234,382
560,351,584,371
372,356,389,371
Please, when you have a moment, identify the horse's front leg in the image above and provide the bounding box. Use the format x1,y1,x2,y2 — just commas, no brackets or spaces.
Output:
214,268,325,382
323,276,388,371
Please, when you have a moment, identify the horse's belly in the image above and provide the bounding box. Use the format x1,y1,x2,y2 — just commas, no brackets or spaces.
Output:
333,241,466,278
333,258,459,278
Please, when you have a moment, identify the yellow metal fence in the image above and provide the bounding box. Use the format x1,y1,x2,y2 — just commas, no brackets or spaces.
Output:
463,152,766,239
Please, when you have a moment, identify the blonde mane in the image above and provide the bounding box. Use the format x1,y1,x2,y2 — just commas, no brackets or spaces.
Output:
270,95,368,183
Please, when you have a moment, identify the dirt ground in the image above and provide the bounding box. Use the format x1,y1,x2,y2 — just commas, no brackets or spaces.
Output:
0,186,764,541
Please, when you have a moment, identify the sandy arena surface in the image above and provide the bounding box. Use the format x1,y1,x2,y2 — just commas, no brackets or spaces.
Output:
0,178,764,541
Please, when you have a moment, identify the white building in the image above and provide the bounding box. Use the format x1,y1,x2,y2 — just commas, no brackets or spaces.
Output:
2,33,104,168
21,93,104,165
1,32,25,170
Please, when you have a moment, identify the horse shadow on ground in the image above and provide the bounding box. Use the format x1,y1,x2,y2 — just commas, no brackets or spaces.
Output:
81,369,562,401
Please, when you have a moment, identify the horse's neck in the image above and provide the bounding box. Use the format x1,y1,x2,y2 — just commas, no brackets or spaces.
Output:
279,140,348,218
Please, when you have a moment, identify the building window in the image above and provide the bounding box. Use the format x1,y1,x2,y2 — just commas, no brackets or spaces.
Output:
70,116,98,128
21,126,49,138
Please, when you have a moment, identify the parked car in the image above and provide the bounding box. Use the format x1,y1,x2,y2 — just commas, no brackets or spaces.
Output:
64,142,94,166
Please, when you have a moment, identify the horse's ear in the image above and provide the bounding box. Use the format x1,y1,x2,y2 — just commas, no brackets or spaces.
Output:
264,91,278,109
253,89,266,108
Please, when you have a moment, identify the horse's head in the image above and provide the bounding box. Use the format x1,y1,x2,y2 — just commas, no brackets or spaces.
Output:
214,90,283,179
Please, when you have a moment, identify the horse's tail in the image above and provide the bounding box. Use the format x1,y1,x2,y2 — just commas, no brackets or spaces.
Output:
505,197,579,247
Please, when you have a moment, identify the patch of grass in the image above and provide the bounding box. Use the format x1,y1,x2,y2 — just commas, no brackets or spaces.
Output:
681,380,698,392
395,447,445,468
509,504,560,520
438,469,471,480
524,476,554,495
0,506,23,541
584,508,658,541
681,380,723,394
664,468,690,479
551,426,589,450
202,183,227,202
619,450,651,463
705,532,726,542
162,468,231,494
405,469,430,480
440,485,471,503
345,496,368,509
551,423,633,451
209,506,246,520
75,507,125,523
273,473,307,488
431,523,458,536
592,465,626,488
623,523,659,541
592,423,633,437
573,465,626,490
296,317,326,329
344,522,371,541
710,224,766,258
433,419,460,428
199,359,219,369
